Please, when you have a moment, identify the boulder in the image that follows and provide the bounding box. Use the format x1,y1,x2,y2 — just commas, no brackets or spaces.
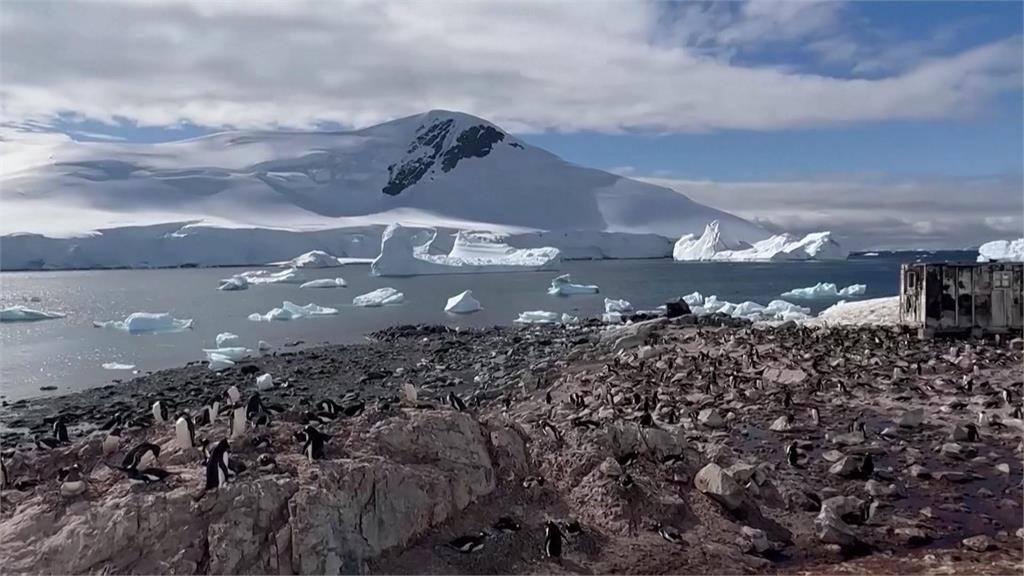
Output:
768,415,792,432
829,456,860,478
739,526,771,554
897,408,924,428
961,534,996,552
694,463,746,511
698,408,726,429
665,299,692,319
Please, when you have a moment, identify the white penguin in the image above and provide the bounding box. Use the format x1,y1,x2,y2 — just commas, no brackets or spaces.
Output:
102,428,122,455
227,385,242,404
229,405,247,440
152,401,168,424
59,465,87,497
175,414,195,450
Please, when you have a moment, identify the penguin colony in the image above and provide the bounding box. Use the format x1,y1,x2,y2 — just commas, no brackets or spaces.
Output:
1,322,1022,572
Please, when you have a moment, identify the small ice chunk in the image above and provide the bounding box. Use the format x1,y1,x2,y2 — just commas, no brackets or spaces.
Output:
94,312,192,334
444,290,482,314
238,268,306,285
256,373,274,391
977,238,1024,262
281,250,344,268
682,291,704,307
604,298,633,314
299,278,347,289
203,347,252,362
0,305,65,322
547,274,599,296
353,287,405,307
561,313,580,325
208,354,235,371
514,310,561,324
218,275,249,291
257,340,272,351
216,332,239,347
781,282,867,299
249,301,340,321
839,284,866,297
101,362,136,370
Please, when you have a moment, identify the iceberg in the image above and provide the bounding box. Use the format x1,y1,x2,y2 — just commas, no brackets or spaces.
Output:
101,362,135,370
278,250,345,268
444,290,482,314
352,287,405,307
237,268,307,285
299,278,347,289
249,301,339,322
977,238,1024,262
370,223,560,277
203,347,253,362
217,275,249,291
0,305,65,322
514,310,561,324
602,298,634,324
781,282,867,299
216,332,239,347
208,354,235,371
93,312,193,334
547,274,599,296
673,220,848,262
681,291,704,307
256,373,274,391
686,296,811,322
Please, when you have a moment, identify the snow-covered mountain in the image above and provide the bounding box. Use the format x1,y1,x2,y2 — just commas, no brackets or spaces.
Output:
0,110,765,270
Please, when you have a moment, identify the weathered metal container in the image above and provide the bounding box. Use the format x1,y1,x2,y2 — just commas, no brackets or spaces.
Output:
900,262,1024,337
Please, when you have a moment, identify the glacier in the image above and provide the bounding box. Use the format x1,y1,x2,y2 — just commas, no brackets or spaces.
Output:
0,110,767,271
352,287,405,307
299,278,347,289
977,238,1024,262
248,301,339,322
93,312,193,333
0,305,66,322
547,274,599,296
781,282,867,299
444,290,482,314
673,220,848,262
370,223,560,276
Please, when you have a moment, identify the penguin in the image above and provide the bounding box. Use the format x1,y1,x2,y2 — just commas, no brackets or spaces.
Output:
858,453,874,479
540,421,562,444
615,452,638,469
53,418,70,444
545,390,552,405
544,521,563,560
124,467,173,484
569,392,585,409
204,439,230,491
102,427,122,455
618,473,635,490
317,399,340,418
1012,405,1023,420
563,520,583,538
810,406,820,427
256,453,276,471
657,524,685,545
341,401,365,417
522,475,545,488
58,464,87,497
0,455,7,490
1002,388,1014,406
782,388,792,409
786,441,801,467
300,425,330,462
229,404,247,439
251,411,272,427
660,453,686,466
447,532,487,553
494,516,521,533
34,435,61,450
121,442,161,471
638,412,654,428
447,392,467,412
99,412,122,431
175,413,196,451
152,401,169,424
226,385,241,404
964,422,979,442
571,417,600,429
245,394,266,421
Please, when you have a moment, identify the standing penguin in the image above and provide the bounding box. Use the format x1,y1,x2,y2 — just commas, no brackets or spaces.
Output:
300,425,330,462
59,464,87,497
810,406,820,426
121,442,161,471
229,404,247,440
53,418,70,444
0,455,7,490
226,386,242,404
447,392,467,412
102,427,122,455
204,439,230,491
544,521,563,561
152,401,169,424
175,413,196,450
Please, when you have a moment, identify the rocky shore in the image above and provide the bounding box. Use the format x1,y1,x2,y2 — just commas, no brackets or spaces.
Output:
1,317,1022,574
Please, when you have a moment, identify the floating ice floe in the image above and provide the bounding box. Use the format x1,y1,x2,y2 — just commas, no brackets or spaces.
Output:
203,347,253,362
0,305,66,322
352,287,405,307
237,268,307,285
256,373,274,391
781,282,867,299
248,301,339,322
257,340,272,352
218,275,249,291
277,250,345,268
547,274,599,296
514,310,561,324
216,332,239,347
93,312,193,334
208,354,235,371
299,278,347,289
602,298,634,323
687,296,811,322
370,223,560,276
977,238,1024,262
673,220,848,262
101,362,136,370
682,291,704,307
444,290,482,314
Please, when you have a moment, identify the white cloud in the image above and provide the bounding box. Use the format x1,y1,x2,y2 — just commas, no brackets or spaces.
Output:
642,174,1024,249
0,0,1019,132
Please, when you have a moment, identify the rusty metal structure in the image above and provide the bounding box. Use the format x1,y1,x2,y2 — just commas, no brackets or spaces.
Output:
900,262,1024,337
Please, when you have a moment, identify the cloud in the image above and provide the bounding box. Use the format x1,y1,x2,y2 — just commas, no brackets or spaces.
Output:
0,0,1020,133
641,174,1023,250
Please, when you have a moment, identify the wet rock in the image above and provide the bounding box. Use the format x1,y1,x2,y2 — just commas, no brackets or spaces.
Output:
815,507,859,548
895,526,932,547
938,442,976,459
725,462,756,484
829,431,865,446
738,526,771,554
898,408,924,428
907,464,932,479
694,462,746,511
995,462,1010,475
829,456,861,478
822,449,845,463
961,535,995,552
769,415,792,432
698,408,725,429
865,479,904,498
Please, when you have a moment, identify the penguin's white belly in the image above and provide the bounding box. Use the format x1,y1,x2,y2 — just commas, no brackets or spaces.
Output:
102,434,120,455
60,480,86,497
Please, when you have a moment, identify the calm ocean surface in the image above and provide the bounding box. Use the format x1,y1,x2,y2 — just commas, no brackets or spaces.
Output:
0,251,971,401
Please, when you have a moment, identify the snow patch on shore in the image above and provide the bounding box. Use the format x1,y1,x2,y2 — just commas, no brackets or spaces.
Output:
805,296,900,326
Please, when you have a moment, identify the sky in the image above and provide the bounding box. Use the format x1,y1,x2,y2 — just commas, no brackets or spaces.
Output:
1,0,1021,249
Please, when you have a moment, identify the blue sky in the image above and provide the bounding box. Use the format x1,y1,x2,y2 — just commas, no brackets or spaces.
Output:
1,0,1021,247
